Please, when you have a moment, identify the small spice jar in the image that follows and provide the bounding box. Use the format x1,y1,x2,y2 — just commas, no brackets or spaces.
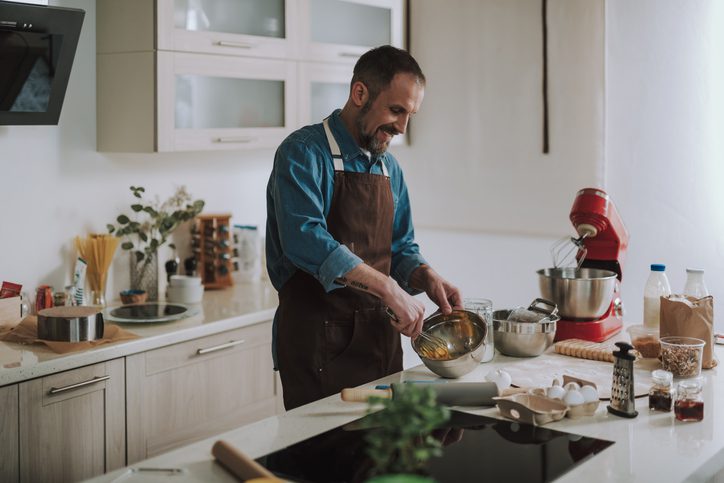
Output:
675,379,704,422
648,369,674,412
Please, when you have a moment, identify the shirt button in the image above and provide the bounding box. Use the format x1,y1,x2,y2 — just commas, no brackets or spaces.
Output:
324,320,328,325
318,367,323,372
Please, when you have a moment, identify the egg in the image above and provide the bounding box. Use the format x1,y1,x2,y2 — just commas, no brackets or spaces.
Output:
485,369,512,391
563,389,585,406
563,382,580,392
547,385,566,399
579,385,599,403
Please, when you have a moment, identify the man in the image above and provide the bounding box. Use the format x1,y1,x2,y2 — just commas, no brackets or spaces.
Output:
266,45,462,410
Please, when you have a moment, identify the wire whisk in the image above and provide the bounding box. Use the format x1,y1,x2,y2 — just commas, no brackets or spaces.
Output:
551,233,588,269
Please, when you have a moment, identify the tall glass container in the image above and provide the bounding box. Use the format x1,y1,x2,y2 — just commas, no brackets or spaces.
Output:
464,298,494,362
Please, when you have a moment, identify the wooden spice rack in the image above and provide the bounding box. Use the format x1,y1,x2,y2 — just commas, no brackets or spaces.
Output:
192,214,234,289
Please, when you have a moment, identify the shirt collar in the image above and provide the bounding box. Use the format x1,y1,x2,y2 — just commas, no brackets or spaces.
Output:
328,109,385,164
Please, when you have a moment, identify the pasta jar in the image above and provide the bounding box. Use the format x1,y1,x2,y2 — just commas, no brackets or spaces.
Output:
648,369,674,412
674,379,704,422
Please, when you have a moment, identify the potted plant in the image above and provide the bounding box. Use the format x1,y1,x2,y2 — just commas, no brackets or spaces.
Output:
361,384,450,482
108,185,204,301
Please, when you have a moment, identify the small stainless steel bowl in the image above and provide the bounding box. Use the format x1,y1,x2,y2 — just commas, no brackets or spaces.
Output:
37,306,104,342
412,309,487,378
537,267,617,320
493,309,559,357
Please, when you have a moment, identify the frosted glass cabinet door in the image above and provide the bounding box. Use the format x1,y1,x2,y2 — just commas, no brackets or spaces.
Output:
158,52,297,152
298,62,404,146
299,0,404,62
157,0,299,59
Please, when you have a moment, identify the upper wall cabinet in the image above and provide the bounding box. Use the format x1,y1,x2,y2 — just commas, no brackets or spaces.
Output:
157,0,299,59
96,0,405,153
298,0,404,63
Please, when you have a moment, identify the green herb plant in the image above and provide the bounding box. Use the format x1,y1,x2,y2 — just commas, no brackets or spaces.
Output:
108,186,204,265
361,384,450,479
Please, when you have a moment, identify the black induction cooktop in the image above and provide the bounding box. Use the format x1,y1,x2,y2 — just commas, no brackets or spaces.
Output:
256,410,613,483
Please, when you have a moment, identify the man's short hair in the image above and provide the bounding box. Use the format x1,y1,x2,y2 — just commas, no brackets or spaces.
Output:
351,45,426,102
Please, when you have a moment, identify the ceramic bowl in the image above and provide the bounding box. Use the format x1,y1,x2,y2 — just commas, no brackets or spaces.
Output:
120,289,148,305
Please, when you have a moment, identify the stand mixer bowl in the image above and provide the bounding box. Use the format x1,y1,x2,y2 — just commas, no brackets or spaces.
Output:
537,268,617,320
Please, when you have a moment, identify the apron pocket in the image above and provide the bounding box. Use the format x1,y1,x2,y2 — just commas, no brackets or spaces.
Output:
323,319,355,364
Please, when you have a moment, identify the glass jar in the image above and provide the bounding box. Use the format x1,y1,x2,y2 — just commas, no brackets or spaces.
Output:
675,379,704,422
463,298,494,362
683,268,709,298
648,369,674,412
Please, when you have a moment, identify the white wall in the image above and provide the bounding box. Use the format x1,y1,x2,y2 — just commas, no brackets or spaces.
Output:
0,0,274,297
605,0,724,330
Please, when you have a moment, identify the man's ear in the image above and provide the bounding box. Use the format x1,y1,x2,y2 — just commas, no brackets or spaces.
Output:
349,81,369,108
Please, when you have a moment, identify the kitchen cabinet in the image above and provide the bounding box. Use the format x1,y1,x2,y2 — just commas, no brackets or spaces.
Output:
96,0,405,153
18,359,125,483
299,0,404,63
0,385,18,483
126,320,280,463
156,0,299,60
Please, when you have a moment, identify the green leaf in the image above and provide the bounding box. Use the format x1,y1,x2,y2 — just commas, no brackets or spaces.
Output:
135,251,145,263
117,214,130,224
143,206,157,216
131,204,143,212
139,232,148,242
169,243,176,250
121,242,134,250
107,224,115,234
150,239,159,249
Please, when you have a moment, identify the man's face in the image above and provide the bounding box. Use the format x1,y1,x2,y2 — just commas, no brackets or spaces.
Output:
354,73,425,155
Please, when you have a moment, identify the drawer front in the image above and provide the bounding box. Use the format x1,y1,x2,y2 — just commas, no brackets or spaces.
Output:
144,321,272,376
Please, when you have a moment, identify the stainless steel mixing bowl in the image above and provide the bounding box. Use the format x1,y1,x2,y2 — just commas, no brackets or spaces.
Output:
493,309,559,357
412,309,487,378
537,267,617,320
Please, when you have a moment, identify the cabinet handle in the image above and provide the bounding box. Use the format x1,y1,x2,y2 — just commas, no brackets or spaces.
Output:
214,137,258,144
338,52,361,58
196,339,246,355
214,40,256,49
48,375,110,395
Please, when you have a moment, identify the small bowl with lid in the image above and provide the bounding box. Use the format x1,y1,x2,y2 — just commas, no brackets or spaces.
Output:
493,298,559,357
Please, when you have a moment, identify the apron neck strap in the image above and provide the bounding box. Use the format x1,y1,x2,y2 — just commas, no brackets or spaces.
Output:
323,116,390,177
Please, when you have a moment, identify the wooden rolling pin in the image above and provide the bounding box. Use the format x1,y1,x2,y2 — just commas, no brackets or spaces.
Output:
211,440,282,482
341,382,527,406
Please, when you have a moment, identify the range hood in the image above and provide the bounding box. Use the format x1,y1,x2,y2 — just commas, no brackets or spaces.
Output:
0,1,84,125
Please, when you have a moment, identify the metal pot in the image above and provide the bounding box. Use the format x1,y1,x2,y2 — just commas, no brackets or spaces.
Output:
412,309,487,378
537,267,617,320
493,308,559,357
37,306,104,342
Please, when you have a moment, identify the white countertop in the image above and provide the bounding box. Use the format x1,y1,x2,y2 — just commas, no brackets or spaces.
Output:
87,345,724,483
0,281,278,387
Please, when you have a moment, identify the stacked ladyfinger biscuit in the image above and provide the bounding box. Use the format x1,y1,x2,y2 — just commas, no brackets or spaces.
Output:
553,339,616,363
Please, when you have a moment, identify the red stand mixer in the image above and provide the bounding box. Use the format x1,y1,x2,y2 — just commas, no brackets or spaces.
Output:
540,188,629,342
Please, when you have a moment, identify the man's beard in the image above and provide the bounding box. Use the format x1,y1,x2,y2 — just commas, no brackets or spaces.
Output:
355,101,398,156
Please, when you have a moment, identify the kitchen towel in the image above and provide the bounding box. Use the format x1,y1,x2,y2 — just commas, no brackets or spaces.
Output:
0,315,139,354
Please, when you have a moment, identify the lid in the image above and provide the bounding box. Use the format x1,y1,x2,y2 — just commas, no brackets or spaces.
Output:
686,268,705,274
650,264,666,272
651,369,673,386
613,341,636,361
677,378,702,396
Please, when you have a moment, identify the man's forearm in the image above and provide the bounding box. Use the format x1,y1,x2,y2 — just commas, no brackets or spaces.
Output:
408,264,432,292
336,263,395,299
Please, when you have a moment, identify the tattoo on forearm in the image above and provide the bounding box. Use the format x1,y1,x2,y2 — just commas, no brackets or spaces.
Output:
336,277,370,293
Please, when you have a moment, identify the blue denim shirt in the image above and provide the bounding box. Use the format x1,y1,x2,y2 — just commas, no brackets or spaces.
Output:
266,110,427,367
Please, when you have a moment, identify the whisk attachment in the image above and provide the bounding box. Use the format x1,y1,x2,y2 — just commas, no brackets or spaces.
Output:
385,307,451,360
551,233,588,269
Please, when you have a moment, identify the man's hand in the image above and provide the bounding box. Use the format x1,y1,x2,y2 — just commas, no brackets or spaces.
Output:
337,264,425,337
409,265,463,315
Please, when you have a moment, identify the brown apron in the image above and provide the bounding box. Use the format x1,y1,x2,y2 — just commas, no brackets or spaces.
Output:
276,118,402,410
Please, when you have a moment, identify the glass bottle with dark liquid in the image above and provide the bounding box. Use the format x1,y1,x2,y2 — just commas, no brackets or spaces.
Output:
675,379,704,422
648,369,674,412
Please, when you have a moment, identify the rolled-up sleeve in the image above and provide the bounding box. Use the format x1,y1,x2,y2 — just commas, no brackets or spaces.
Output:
271,141,362,292
389,162,427,294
